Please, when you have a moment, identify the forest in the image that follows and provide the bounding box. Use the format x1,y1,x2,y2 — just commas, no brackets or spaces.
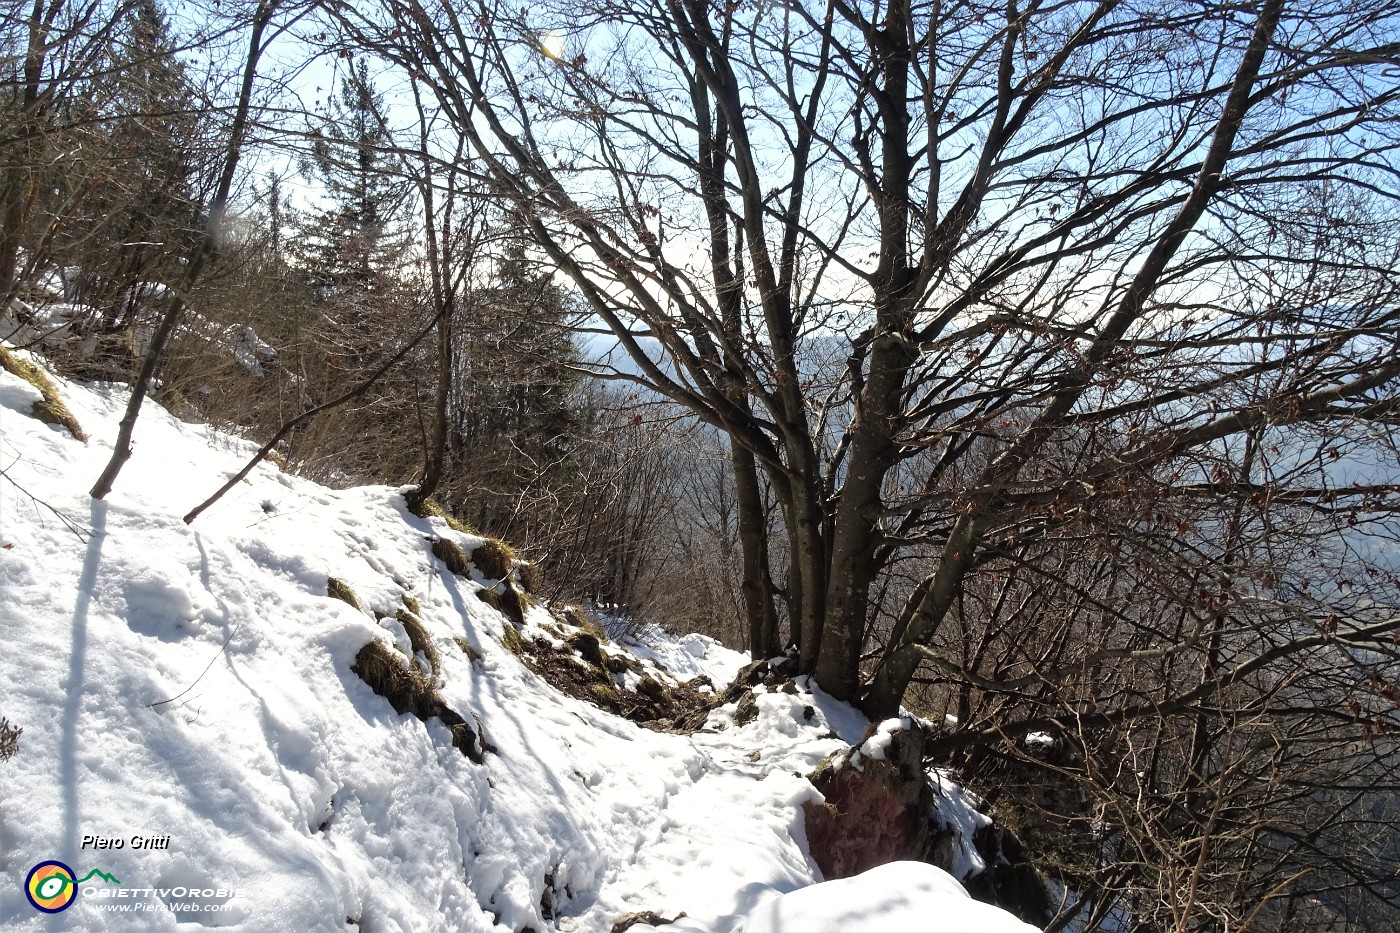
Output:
3,0,1400,928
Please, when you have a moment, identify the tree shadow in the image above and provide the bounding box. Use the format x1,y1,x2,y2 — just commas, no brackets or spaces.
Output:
62,499,107,865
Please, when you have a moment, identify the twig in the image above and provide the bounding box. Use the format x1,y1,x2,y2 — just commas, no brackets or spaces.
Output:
0,466,90,542
147,619,243,709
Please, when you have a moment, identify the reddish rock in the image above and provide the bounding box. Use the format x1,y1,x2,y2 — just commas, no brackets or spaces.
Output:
803,724,934,879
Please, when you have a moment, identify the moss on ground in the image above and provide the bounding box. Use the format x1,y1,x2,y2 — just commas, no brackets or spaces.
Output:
500,621,526,656
588,682,619,707
0,347,86,441
635,675,673,708
604,653,640,675
567,632,604,666
563,605,608,641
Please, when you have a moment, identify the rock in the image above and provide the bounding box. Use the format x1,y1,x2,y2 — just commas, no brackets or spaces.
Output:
568,631,604,666
963,823,1054,927
803,723,933,879
611,910,684,933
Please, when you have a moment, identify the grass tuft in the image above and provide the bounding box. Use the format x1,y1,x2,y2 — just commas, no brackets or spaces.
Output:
500,622,526,656
396,607,441,677
517,561,543,594
327,577,363,611
471,537,517,581
563,605,608,641
0,716,20,762
499,584,530,627
412,496,474,533
350,639,486,763
431,537,472,577
454,636,482,663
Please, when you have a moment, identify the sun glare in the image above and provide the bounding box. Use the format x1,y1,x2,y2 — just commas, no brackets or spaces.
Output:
541,32,565,61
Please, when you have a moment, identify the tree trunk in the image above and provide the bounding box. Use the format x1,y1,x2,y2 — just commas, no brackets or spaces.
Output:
0,0,51,304
817,330,917,699
91,0,278,499
732,438,780,659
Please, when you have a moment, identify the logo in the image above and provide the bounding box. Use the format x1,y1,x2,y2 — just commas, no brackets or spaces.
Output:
25,861,77,913
24,861,122,913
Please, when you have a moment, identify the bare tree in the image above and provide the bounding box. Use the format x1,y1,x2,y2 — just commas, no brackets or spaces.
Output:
340,0,1400,694
331,0,1400,922
0,0,140,305
400,76,488,513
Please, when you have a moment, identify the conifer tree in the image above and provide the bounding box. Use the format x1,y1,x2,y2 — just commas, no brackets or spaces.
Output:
72,0,201,328
293,57,410,357
10,0,201,330
463,244,580,459
447,241,582,526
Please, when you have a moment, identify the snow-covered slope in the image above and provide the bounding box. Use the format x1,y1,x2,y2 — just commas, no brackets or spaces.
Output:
0,349,1035,932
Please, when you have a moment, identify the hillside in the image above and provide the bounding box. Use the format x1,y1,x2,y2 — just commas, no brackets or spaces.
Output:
0,349,1036,932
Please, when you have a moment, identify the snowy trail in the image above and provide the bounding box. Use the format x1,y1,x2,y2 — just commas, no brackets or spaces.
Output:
0,350,1034,933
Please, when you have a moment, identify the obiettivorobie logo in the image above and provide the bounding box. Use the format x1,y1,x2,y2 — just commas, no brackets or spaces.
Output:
24,860,121,913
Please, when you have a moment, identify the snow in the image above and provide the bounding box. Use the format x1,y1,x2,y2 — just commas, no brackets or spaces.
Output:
615,621,748,687
851,714,912,768
929,770,996,881
0,347,1032,932
2,289,276,377
743,861,1041,933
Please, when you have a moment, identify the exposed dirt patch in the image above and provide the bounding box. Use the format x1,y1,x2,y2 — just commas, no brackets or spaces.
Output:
672,654,798,733
510,628,710,731
611,910,686,933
